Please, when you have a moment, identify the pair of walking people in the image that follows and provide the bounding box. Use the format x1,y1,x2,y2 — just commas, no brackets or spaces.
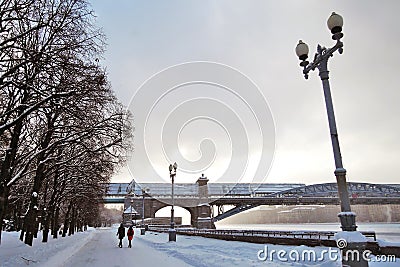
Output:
117,223,134,248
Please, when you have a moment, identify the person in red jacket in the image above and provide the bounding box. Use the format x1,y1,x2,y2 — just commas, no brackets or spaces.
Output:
127,226,134,248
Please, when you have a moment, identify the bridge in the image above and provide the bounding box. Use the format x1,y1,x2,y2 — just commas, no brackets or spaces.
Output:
102,176,400,229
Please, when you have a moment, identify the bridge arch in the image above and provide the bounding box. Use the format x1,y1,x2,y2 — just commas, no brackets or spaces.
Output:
155,206,193,225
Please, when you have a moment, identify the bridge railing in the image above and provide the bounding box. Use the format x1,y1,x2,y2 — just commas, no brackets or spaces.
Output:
148,227,376,241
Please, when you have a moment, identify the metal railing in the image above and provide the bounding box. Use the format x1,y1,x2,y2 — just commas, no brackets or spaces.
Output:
148,227,376,241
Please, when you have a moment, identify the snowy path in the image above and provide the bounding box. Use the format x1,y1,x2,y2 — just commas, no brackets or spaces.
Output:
61,228,190,267
1,227,398,266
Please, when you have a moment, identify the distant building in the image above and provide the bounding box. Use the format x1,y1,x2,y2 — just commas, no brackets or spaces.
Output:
122,205,138,226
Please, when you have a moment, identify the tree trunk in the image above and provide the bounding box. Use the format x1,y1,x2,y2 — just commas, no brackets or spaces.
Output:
41,182,50,242
42,209,50,242
0,124,23,245
69,205,76,236
62,202,72,237
49,206,54,237
24,114,55,246
24,205,37,246
0,186,9,245
48,171,59,238
0,89,29,245
20,228,25,241
52,206,60,239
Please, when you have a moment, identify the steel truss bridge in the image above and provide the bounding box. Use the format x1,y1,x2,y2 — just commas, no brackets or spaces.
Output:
102,181,400,222
210,182,400,221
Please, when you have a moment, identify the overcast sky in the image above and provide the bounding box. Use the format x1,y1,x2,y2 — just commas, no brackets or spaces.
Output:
90,1,400,186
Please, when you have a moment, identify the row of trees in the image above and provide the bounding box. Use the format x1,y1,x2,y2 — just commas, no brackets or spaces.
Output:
0,0,132,245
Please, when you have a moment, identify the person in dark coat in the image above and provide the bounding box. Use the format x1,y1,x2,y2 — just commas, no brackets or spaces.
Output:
116,223,125,248
127,226,134,248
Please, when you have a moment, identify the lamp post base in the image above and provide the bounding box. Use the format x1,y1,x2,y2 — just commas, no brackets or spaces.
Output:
168,228,176,242
338,212,357,231
335,231,369,267
342,242,369,267
140,227,145,235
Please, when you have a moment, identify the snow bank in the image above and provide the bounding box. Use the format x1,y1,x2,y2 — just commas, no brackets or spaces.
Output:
0,229,94,267
377,239,400,247
334,231,367,244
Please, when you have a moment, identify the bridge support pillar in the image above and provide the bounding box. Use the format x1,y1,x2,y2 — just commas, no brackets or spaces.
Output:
195,174,215,229
195,204,215,229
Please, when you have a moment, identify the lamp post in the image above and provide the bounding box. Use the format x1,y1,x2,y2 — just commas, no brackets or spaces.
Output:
130,198,134,227
168,162,177,242
295,12,356,232
296,13,369,267
141,188,149,235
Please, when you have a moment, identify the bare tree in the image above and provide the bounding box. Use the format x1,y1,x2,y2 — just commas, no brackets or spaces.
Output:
0,0,132,245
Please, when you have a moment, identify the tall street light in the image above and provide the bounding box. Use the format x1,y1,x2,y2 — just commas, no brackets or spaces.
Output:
168,162,177,242
141,188,149,235
296,14,370,267
295,12,356,232
130,198,134,227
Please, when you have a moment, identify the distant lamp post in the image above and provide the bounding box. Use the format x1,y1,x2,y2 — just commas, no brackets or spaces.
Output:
141,188,149,235
168,162,178,242
295,12,356,232
130,198,134,226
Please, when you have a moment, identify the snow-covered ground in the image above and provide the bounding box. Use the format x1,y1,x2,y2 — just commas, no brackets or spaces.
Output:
0,226,398,267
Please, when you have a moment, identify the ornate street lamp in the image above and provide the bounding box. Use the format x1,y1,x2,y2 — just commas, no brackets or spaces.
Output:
295,12,355,231
296,13,368,267
168,162,178,242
